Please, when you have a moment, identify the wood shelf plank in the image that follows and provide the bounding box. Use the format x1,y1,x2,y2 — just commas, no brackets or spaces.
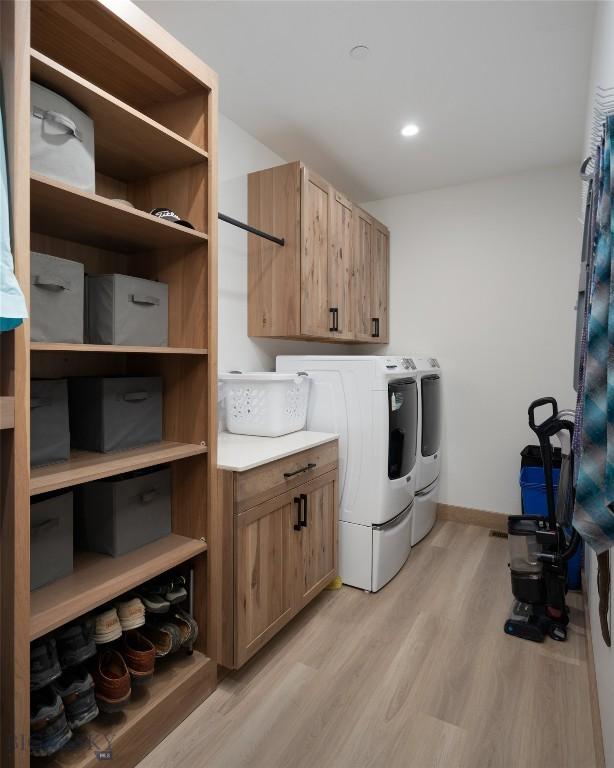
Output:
0,396,15,430
32,651,216,768
31,173,208,252
31,342,208,355
30,534,208,640
30,49,208,182
30,441,208,496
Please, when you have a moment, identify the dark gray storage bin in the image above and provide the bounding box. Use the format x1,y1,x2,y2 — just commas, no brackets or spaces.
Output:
77,466,171,557
31,379,70,467
31,491,74,590
31,252,84,343
85,274,168,347
68,376,163,453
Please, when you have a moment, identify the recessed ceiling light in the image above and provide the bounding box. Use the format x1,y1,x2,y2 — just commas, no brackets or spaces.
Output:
401,123,420,138
349,44,369,61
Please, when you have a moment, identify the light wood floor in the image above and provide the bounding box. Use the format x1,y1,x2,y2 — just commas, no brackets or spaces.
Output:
140,521,597,768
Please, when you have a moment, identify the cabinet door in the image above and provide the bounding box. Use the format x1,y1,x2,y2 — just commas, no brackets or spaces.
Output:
301,166,331,337
371,221,390,343
328,190,353,339
295,471,338,608
234,496,299,667
352,206,374,341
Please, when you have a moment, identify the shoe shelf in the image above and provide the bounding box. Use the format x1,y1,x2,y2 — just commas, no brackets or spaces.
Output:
31,650,216,768
31,342,208,356
30,534,208,640
0,396,15,430
30,442,208,496
31,49,208,183
31,173,208,253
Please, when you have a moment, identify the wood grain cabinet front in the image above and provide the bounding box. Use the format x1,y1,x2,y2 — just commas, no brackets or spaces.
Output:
247,161,389,343
220,442,339,669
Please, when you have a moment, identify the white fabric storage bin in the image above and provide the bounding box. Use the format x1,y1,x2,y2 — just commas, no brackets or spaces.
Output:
30,82,95,192
219,372,310,437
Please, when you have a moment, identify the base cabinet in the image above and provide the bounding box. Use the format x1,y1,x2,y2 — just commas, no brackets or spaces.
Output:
220,443,339,669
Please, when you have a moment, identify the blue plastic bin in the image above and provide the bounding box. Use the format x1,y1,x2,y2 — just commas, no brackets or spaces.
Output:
519,466,582,590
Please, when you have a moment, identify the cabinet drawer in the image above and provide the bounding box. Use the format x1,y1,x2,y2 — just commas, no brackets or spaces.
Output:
235,440,338,512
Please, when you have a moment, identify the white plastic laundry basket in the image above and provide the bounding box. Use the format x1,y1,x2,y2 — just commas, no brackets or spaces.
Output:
219,372,310,437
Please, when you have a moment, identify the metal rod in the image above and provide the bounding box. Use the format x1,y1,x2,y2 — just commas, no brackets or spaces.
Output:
218,212,285,246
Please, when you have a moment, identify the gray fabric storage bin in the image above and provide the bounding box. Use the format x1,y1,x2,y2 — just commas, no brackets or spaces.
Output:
78,466,171,557
68,376,163,453
31,379,70,467
31,82,95,192
31,491,74,590
31,252,84,343
85,274,168,347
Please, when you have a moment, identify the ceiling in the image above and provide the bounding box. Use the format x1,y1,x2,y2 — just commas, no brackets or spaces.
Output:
138,1,595,202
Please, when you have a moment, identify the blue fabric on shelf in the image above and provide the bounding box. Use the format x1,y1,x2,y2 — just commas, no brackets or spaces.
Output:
0,89,27,330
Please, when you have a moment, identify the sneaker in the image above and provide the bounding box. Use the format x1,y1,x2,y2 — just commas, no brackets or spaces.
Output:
115,596,145,630
30,688,72,757
55,617,97,668
121,630,155,686
91,650,131,713
146,574,188,605
30,636,62,691
52,666,98,729
140,622,182,657
136,590,170,614
93,607,122,644
168,608,199,648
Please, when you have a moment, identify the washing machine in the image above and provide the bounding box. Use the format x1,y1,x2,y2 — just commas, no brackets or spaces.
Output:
412,357,442,545
276,355,419,591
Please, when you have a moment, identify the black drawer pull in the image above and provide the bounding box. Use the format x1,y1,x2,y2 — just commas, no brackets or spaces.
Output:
293,496,302,531
284,462,316,479
329,307,339,332
371,317,380,338
300,493,308,528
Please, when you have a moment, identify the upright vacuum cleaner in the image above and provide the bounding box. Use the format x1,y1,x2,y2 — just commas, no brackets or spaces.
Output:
504,397,581,643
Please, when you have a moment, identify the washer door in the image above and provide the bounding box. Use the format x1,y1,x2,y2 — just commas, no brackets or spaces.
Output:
388,378,418,480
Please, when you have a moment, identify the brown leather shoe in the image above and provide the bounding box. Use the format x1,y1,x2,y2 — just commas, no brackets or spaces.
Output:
91,650,131,713
140,623,181,657
122,630,155,686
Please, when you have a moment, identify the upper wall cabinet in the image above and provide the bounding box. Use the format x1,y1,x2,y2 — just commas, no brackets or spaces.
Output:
247,161,389,343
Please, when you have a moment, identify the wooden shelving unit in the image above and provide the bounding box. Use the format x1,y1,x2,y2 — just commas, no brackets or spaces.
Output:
31,535,208,640
31,173,208,252
0,395,15,429
30,442,208,496
31,342,208,355
32,651,216,768
1,1,220,766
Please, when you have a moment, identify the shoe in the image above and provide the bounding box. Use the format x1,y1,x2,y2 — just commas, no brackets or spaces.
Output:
115,596,146,630
30,688,72,757
137,590,170,614
146,574,188,605
91,650,131,713
168,608,199,648
52,666,98,729
55,617,97,668
122,630,155,686
140,622,182,657
93,607,122,644
30,636,62,691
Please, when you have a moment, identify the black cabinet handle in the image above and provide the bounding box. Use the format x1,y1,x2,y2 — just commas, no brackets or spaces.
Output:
329,307,339,332
300,493,308,527
371,317,380,338
283,462,316,479
293,496,302,531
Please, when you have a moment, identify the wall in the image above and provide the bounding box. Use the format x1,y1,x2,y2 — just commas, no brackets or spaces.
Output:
218,114,349,375
582,4,614,766
363,164,581,516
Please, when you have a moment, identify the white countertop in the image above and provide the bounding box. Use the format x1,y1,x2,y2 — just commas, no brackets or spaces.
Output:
217,431,338,472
